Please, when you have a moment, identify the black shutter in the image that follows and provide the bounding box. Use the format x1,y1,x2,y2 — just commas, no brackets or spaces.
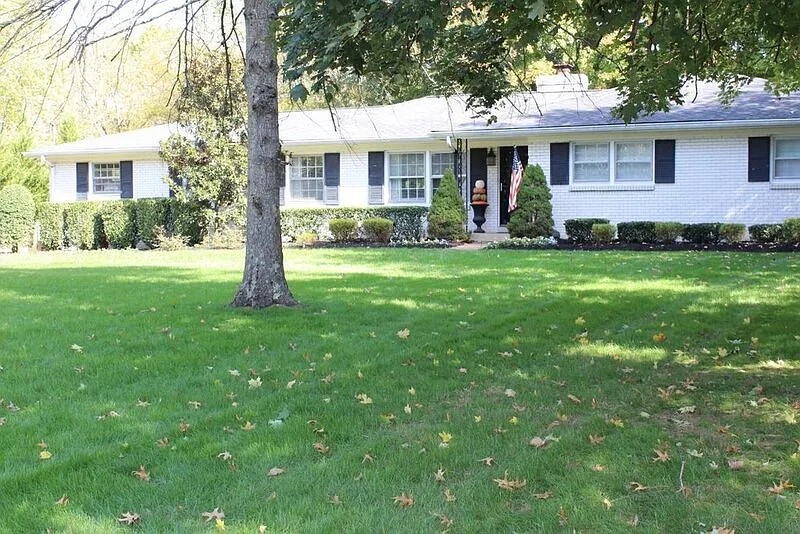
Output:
748,137,770,182
76,163,89,194
120,160,133,198
469,148,487,190
368,152,384,186
549,143,569,185
324,153,340,187
654,140,676,184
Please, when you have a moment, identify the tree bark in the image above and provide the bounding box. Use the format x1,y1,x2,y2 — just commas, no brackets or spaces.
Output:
232,0,297,308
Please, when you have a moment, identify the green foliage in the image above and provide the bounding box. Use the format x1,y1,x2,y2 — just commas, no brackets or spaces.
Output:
281,207,427,242
153,226,188,251
654,222,684,243
134,198,170,245
95,201,136,249
719,223,746,243
363,217,394,243
565,218,609,243
35,203,65,250
506,164,553,239
57,116,82,143
485,236,556,249
0,129,49,203
168,199,209,246
591,223,616,243
297,231,319,246
200,226,244,249
0,184,35,250
617,221,657,243
682,223,721,244
748,223,784,243
63,202,104,249
329,218,358,242
782,218,800,244
427,169,466,241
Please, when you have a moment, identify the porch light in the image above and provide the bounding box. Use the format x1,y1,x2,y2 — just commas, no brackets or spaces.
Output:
486,148,497,166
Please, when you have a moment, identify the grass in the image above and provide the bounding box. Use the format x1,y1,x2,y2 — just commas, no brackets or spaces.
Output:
0,247,798,533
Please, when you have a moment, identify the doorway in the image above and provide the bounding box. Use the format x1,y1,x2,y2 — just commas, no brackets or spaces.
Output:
499,146,529,226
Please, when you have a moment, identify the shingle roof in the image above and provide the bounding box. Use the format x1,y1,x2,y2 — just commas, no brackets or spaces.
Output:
27,78,800,159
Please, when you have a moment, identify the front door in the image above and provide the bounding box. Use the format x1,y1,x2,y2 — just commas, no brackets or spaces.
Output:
499,146,529,225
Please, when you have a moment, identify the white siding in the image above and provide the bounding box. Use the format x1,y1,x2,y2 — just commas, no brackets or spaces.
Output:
49,157,169,202
50,163,77,202
339,152,368,206
132,160,170,199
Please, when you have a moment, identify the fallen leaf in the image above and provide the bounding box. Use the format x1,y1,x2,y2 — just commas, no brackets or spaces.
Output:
589,434,605,445
54,495,69,506
575,316,586,326
70,344,83,353
362,453,375,464
396,328,410,339
591,464,607,472
678,405,696,414
39,450,52,460
392,493,414,508
627,515,640,527
156,437,170,448
187,401,202,409
558,506,569,526
607,417,624,428
286,379,297,389
201,508,225,522
653,449,671,463
709,527,736,534
434,468,446,482
355,393,373,405
241,421,256,431
328,495,342,505
437,514,454,528
131,465,150,481
728,459,744,470
653,332,667,343
267,467,286,477
37,440,48,449
135,399,150,407
504,388,516,398
529,436,550,449
438,431,452,444
534,491,553,500
117,512,141,525
248,377,263,389
314,442,331,455
479,457,495,466
215,519,225,531
403,404,412,414
629,481,649,492
443,487,457,502
179,421,190,433
602,497,613,509
217,451,233,461
494,472,526,491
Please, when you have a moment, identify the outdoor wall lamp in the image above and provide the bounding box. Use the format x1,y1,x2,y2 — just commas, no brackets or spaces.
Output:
486,148,497,166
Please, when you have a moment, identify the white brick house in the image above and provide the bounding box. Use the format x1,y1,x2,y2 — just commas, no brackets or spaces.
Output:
28,76,800,235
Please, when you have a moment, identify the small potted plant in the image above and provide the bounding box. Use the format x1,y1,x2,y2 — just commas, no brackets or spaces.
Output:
470,180,489,232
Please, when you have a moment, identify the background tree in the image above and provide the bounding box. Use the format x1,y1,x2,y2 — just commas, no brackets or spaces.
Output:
506,164,553,239
0,183,35,251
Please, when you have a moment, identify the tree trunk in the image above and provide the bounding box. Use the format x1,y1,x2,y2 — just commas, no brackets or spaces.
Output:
232,0,297,308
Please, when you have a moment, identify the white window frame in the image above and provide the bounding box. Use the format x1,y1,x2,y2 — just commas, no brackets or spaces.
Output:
289,154,325,202
92,162,121,194
388,152,426,204
772,136,800,182
571,140,654,184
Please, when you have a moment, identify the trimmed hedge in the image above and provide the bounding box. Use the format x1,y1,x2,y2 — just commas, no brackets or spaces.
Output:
281,207,427,241
654,222,683,243
719,223,746,243
169,199,209,246
36,202,65,250
748,223,783,243
135,199,170,245
96,201,136,249
591,223,616,243
682,223,721,244
565,218,609,243
329,218,357,242
617,221,656,243
363,217,393,243
64,202,104,249
0,184,35,250
784,218,800,244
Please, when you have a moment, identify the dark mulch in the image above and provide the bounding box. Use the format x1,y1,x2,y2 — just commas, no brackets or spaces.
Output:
554,241,799,253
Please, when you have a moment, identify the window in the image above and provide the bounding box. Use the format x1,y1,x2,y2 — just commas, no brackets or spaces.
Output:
615,141,652,182
774,138,800,181
93,163,120,193
431,152,453,194
389,153,425,202
573,143,609,183
572,141,653,183
290,155,324,201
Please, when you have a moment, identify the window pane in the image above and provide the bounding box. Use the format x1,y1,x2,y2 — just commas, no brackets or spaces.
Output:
93,163,120,193
431,152,451,177
290,155,324,200
616,141,651,162
574,162,609,182
775,139,800,159
573,143,609,183
615,141,651,181
389,153,426,202
574,143,608,163
775,159,800,179
616,162,652,182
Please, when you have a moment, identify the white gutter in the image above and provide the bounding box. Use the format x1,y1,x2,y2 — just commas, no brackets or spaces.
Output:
24,146,162,158
430,118,800,139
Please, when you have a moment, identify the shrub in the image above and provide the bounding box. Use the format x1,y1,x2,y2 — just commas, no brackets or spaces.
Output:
297,231,318,246
428,169,467,240
134,198,170,246
35,203,65,250
718,223,746,243
748,223,783,243
63,202,103,249
0,184,35,251
329,218,358,242
564,218,609,243
682,223,721,244
363,217,393,243
281,207,426,242
507,164,554,238
617,221,656,243
96,201,135,249
485,236,557,249
591,223,616,243
654,222,683,243
169,199,209,246
154,226,188,251
783,218,800,244
200,225,244,249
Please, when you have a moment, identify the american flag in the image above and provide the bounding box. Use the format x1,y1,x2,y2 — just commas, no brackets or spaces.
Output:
508,147,524,212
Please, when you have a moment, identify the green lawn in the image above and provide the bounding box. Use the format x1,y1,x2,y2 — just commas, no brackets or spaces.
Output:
0,248,798,532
